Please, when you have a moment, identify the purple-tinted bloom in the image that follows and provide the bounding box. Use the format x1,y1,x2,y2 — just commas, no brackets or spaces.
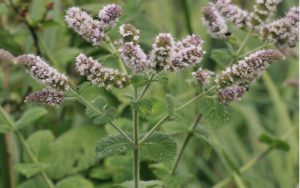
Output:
218,85,247,103
25,89,64,106
150,33,175,71
119,23,140,43
0,49,15,64
202,4,229,39
98,4,123,29
119,42,150,72
214,0,249,28
260,7,299,48
65,7,104,46
192,68,212,86
75,53,129,90
216,49,285,88
16,54,69,91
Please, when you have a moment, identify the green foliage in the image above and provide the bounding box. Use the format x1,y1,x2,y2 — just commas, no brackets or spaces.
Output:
95,134,134,159
119,180,162,188
15,163,48,178
56,176,94,188
140,132,176,162
259,133,290,151
15,107,48,130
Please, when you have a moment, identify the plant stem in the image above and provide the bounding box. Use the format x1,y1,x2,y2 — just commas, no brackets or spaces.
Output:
139,86,216,144
68,88,134,144
136,73,158,102
0,107,54,188
104,35,128,74
212,126,297,188
170,114,202,175
133,88,140,188
235,30,253,57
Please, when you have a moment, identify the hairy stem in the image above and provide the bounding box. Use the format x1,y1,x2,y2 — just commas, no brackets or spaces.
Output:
139,86,216,144
0,107,54,188
68,88,134,143
212,126,298,188
170,114,202,175
235,30,253,57
133,88,140,188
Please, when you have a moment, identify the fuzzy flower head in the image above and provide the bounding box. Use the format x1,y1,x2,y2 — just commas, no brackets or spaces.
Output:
119,42,150,73
218,85,247,103
214,0,249,28
202,4,230,39
75,54,129,90
260,7,299,48
0,49,15,64
98,4,123,30
16,54,68,91
216,49,285,88
172,35,205,70
65,7,104,46
192,68,212,86
249,0,281,27
150,33,175,71
119,24,140,43
25,89,64,106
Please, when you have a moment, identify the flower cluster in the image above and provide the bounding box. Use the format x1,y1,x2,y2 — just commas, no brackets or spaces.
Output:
119,42,150,72
218,85,247,103
75,53,129,89
202,4,229,39
65,4,123,46
25,89,64,106
150,33,175,71
216,49,285,88
214,0,249,28
192,68,212,86
249,0,282,27
98,4,123,30
259,7,299,48
119,24,140,43
16,54,69,91
0,49,15,64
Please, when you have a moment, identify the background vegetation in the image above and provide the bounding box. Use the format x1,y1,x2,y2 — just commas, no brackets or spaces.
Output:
0,0,298,188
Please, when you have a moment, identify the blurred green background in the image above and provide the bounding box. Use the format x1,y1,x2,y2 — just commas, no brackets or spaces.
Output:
0,0,298,188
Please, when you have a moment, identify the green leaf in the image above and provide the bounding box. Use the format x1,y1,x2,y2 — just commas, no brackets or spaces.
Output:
17,177,48,188
93,106,117,125
221,150,240,173
40,20,62,28
140,132,176,162
85,97,107,118
89,167,111,180
259,134,274,145
95,134,133,159
43,126,105,179
119,180,162,188
56,176,94,188
24,130,54,162
15,107,47,130
15,163,48,178
210,49,231,66
165,94,181,117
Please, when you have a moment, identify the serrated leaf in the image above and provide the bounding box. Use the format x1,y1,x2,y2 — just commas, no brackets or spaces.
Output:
165,94,181,117
93,106,117,125
24,130,54,162
95,134,133,159
56,176,94,188
15,107,47,130
119,180,162,188
15,163,48,178
85,97,107,118
140,132,176,162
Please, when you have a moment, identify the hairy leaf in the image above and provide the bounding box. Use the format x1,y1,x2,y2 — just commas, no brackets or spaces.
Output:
140,132,176,162
95,134,133,159
15,107,47,130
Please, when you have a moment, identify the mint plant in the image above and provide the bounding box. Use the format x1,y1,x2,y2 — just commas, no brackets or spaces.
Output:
0,0,298,188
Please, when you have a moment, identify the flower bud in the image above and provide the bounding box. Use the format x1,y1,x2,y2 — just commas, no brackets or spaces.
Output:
216,49,285,88
25,89,64,106
119,42,150,72
65,7,104,46
218,85,247,103
98,4,123,30
16,54,68,91
75,53,129,90
119,24,140,43
202,4,229,39
192,68,212,86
